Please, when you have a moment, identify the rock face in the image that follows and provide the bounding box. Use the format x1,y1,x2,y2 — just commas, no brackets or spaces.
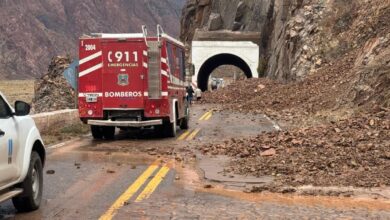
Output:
0,0,185,79
180,0,274,44
180,0,310,80
180,0,390,81
180,0,275,78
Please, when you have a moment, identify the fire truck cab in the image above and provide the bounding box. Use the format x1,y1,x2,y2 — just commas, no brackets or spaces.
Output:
78,26,189,139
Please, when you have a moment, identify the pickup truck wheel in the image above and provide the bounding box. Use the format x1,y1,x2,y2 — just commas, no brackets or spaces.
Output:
91,125,103,139
12,151,43,212
103,126,115,140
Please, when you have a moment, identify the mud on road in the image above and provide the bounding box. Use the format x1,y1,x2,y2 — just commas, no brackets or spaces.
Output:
0,105,389,219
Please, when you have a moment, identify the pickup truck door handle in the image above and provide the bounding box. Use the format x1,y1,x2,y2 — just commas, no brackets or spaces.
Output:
0,129,5,137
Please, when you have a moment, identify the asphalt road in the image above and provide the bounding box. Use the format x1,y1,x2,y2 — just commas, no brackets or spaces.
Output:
1,105,389,219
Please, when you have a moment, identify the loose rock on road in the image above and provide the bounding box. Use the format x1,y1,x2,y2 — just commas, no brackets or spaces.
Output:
0,105,389,219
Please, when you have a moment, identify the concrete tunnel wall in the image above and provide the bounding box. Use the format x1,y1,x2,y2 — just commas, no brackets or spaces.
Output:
192,41,259,91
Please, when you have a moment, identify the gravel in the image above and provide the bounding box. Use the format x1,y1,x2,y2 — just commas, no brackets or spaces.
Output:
32,56,76,113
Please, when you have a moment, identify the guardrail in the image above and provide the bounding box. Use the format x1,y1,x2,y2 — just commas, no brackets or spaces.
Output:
32,109,79,133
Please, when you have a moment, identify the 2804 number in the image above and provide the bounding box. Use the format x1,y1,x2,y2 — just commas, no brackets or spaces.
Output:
85,44,96,51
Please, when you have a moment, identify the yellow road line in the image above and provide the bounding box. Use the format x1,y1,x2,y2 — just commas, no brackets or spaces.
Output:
186,128,201,141
99,160,160,220
135,161,172,202
177,129,192,140
199,111,212,121
204,112,213,121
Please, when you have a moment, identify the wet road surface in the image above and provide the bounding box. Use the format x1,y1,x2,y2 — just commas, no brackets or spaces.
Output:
1,105,389,219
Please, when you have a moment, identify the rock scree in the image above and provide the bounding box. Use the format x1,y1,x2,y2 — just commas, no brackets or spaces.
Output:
32,56,75,113
199,107,390,188
195,0,390,189
197,43,390,189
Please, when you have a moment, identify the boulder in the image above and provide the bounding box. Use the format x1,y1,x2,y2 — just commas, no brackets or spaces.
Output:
207,13,223,31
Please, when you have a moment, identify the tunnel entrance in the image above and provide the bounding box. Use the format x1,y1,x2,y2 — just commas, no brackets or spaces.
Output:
209,65,246,90
197,54,253,91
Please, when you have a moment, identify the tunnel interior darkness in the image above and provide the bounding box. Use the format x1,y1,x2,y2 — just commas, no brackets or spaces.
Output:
197,53,253,91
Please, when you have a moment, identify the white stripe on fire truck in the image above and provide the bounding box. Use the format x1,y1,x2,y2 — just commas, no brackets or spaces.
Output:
142,92,170,97
143,50,148,56
161,70,169,77
170,75,185,86
161,58,167,64
168,86,186,90
78,93,103,97
143,62,148,68
79,63,103,77
79,51,102,65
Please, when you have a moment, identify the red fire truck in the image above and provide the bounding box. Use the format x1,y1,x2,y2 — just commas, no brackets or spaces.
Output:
78,26,189,139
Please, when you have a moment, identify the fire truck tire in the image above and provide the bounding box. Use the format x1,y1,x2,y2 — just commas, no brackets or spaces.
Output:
164,118,177,137
180,117,189,130
103,126,115,140
91,125,103,139
180,105,190,130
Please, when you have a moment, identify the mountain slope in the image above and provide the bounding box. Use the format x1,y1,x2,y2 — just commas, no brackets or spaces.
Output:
0,0,185,79
180,0,389,82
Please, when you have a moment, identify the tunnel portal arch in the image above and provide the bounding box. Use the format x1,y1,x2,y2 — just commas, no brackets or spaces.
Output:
197,53,253,91
191,40,259,91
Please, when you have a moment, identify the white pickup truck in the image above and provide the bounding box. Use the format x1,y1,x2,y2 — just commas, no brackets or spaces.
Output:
0,92,45,212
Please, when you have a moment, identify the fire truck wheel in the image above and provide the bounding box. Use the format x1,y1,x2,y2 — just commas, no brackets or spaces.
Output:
103,126,116,140
91,126,103,139
180,105,190,130
164,118,177,137
180,116,189,130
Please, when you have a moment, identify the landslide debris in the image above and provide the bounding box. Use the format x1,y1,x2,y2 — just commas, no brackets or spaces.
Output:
201,45,390,127
32,56,75,113
199,107,390,188
199,45,389,189
197,0,390,190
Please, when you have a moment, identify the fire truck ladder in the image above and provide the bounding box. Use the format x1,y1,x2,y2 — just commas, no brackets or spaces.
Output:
142,25,161,99
147,41,161,99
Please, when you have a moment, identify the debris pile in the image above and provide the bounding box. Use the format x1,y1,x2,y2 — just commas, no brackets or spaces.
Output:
199,29,390,189
199,107,390,188
202,47,389,127
201,78,279,106
33,56,75,113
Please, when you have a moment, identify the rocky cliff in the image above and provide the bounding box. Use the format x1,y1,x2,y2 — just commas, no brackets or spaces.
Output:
0,0,185,79
180,0,389,82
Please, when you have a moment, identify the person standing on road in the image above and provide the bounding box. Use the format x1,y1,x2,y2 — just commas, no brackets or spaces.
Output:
186,86,194,105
